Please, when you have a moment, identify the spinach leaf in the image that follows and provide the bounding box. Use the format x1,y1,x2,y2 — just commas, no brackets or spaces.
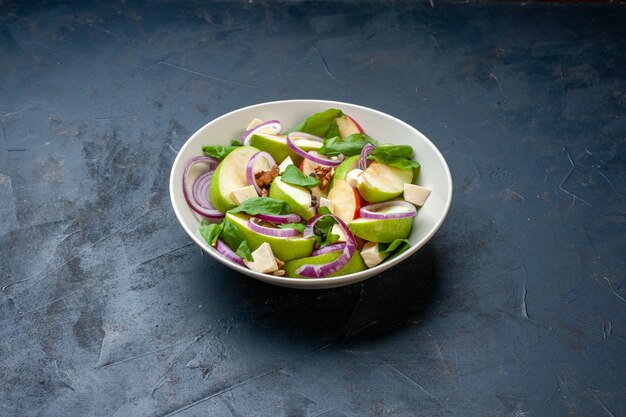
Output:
367,145,420,170
288,108,343,138
326,120,341,139
313,214,339,247
228,197,291,216
319,134,379,157
378,239,410,261
199,221,223,246
281,165,320,189
235,241,252,262
221,219,253,261
278,222,306,233
202,145,239,160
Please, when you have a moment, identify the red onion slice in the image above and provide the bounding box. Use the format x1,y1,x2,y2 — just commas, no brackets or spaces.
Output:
246,151,276,195
255,213,302,224
182,156,224,219
248,217,300,238
358,143,376,171
241,120,282,145
359,201,417,220
215,239,245,266
310,242,347,257
297,215,356,278
287,132,343,167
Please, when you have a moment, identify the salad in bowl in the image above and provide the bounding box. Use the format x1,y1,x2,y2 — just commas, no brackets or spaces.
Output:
170,100,452,289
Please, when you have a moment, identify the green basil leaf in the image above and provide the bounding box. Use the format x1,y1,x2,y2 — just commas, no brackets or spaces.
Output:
313,215,338,247
220,220,243,251
229,139,243,147
378,239,410,262
220,219,253,261
319,134,379,157
379,239,410,255
288,108,343,138
235,240,253,262
367,145,420,170
202,145,240,160
228,197,291,216
281,165,320,189
326,121,341,139
278,222,306,233
199,221,223,246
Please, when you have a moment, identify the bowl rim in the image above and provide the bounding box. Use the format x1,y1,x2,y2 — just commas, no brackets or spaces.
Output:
169,99,453,287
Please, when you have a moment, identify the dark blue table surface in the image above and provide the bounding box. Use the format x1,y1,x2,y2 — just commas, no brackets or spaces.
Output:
1,1,625,416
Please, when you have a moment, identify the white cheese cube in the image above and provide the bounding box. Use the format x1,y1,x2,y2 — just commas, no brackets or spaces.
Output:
278,156,294,174
330,224,348,243
346,169,363,188
246,118,264,131
319,197,334,212
229,185,258,205
243,242,279,273
403,183,432,207
360,241,388,268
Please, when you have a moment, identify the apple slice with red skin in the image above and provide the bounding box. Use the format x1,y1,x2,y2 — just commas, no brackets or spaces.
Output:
335,114,364,138
299,152,331,199
299,156,318,176
327,179,361,222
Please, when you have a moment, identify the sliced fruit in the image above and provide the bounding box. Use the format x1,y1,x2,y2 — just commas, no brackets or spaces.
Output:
269,176,315,220
225,212,314,261
330,155,359,190
357,162,414,203
335,114,364,137
298,152,333,200
327,179,361,222
348,216,413,243
299,151,334,176
209,146,260,212
249,132,302,165
291,137,323,152
283,250,367,278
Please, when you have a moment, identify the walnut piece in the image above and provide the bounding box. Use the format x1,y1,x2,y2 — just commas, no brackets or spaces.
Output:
272,257,285,276
314,166,333,190
255,164,279,188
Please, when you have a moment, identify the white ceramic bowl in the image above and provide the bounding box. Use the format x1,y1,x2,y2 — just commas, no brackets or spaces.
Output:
170,100,452,289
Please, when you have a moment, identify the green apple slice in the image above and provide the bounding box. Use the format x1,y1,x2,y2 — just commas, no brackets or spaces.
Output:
283,250,367,278
249,132,302,165
357,162,414,203
225,212,314,261
209,146,260,213
269,176,315,220
348,216,413,243
291,137,323,152
327,179,360,222
329,155,359,191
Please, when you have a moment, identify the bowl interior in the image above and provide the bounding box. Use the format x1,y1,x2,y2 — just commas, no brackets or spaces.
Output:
169,100,452,289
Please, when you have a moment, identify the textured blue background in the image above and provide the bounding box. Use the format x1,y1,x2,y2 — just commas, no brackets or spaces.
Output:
1,1,625,416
